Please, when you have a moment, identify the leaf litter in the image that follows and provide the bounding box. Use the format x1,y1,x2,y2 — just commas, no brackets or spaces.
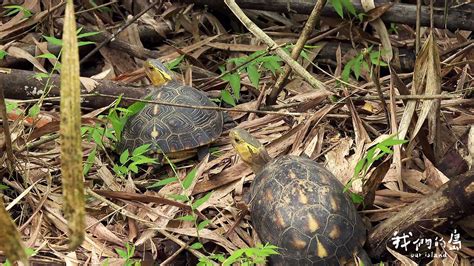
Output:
0,0,473,265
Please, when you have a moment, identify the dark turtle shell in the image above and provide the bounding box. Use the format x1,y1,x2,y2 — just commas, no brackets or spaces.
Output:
249,155,367,265
118,82,223,154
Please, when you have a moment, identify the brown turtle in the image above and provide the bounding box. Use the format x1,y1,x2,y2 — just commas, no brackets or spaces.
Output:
117,59,224,162
230,128,371,265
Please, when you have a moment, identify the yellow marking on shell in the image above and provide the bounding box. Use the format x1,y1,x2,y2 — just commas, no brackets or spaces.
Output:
307,213,319,232
329,225,341,240
274,210,286,228
153,104,159,115
298,190,308,204
151,126,159,139
316,239,328,258
265,189,274,201
330,197,339,211
289,170,298,179
292,238,307,250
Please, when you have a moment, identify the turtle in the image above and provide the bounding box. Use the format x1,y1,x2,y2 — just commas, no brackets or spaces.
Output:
117,59,224,163
229,128,371,265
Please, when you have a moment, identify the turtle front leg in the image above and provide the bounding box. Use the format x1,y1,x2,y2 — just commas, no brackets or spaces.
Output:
197,145,210,161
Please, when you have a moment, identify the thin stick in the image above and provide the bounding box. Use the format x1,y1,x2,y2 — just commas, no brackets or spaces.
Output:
415,0,421,53
267,0,327,105
79,0,162,64
0,79,15,171
224,0,327,92
90,93,307,117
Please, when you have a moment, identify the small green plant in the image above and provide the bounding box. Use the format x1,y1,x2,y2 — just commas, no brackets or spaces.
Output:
198,243,280,266
113,144,157,177
36,28,99,77
165,55,185,71
148,158,213,251
0,50,7,60
115,242,140,266
329,0,358,19
219,44,318,106
4,5,32,18
341,47,388,83
388,23,398,34
218,50,282,106
344,135,408,203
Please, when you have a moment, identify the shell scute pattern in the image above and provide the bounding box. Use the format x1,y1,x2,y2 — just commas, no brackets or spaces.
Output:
249,155,366,264
119,82,223,154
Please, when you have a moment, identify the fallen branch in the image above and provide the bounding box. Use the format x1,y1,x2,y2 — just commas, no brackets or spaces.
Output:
0,69,305,117
182,0,474,31
366,170,474,258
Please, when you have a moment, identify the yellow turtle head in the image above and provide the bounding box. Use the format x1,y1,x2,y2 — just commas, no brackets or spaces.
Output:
229,128,271,174
144,59,174,86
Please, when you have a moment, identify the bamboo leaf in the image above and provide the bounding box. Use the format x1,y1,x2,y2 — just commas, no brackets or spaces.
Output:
60,0,85,249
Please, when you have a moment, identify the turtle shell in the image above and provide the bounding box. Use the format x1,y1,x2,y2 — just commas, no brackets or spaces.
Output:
118,82,223,154
249,155,367,265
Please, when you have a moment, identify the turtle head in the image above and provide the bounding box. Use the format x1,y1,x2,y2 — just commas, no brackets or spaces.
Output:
230,128,271,174
145,59,174,86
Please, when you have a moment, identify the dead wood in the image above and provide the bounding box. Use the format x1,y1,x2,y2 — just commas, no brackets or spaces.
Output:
366,170,474,258
0,68,150,108
181,0,474,31
0,23,170,69
54,19,161,61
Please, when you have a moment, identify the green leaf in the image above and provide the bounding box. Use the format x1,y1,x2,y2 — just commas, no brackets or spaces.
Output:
192,191,212,210
350,192,364,204
352,61,362,80
77,31,101,39
120,150,130,165
166,55,185,70
300,49,310,61
331,0,344,18
115,248,128,259
130,156,156,165
190,242,203,250
175,215,196,222
83,148,97,176
33,73,50,80
182,167,198,190
126,100,147,116
132,144,151,156
5,5,32,18
168,194,190,202
0,50,8,60
128,163,139,173
246,64,260,88
341,0,357,15
228,73,241,100
36,53,57,59
221,90,236,106
43,35,63,46
78,41,96,47
341,60,355,82
0,183,10,190
28,103,40,117
376,144,393,155
380,138,408,147
5,100,18,114
147,177,178,188
353,157,366,177
197,219,211,230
